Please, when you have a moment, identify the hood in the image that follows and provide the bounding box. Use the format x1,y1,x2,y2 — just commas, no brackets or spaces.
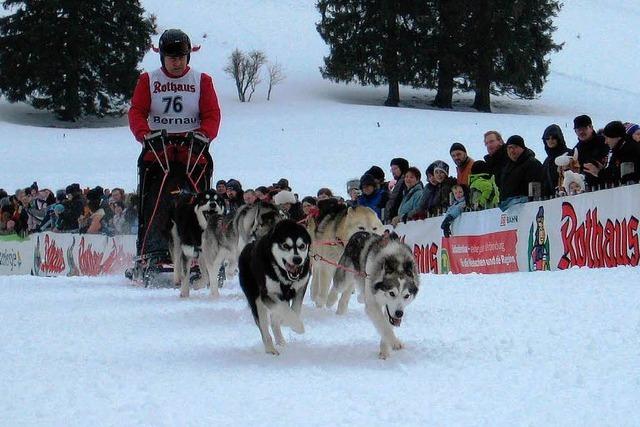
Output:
542,124,567,157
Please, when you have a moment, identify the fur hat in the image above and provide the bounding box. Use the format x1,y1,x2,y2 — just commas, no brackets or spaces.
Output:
506,135,526,148
562,170,585,193
449,142,467,153
389,157,409,174
625,122,640,137
346,178,360,192
603,121,626,139
273,190,296,205
573,114,592,129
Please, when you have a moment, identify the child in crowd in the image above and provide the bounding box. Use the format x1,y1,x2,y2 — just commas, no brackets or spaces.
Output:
110,201,129,234
561,170,586,196
441,184,467,238
38,204,65,232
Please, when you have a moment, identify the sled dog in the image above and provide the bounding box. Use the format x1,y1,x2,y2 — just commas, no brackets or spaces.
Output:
331,231,420,359
307,200,383,308
165,189,226,298
199,201,285,295
238,219,312,355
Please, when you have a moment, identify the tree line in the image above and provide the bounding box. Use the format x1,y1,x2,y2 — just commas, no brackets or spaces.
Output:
316,0,563,112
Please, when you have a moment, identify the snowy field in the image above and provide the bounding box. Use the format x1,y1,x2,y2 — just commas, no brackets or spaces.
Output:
2,267,639,426
1,0,640,425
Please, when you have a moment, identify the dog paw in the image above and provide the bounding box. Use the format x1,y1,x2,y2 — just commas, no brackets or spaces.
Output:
275,336,286,346
392,340,404,351
265,348,280,356
378,350,390,360
179,290,190,298
290,320,305,334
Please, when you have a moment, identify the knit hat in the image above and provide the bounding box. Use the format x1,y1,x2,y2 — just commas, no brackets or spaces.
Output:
603,121,626,139
506,135,526,148
365,165,385,182
359,173,376,189
573,114,592,129
432,160,449,175
346,178,360,192
389,157,409,174
216,179,227,187
470,160,489,174
273,190,296,205
449,142,467,153
624,122,640,137
273,178,290,190
53,203,65,214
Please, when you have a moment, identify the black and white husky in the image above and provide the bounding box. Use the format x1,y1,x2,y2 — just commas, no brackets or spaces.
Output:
198,201,285,295
238,219,312,355
165,189,226,298
331,231,420,359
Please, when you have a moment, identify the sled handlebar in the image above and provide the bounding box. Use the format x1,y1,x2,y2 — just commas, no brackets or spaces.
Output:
143,130,209,152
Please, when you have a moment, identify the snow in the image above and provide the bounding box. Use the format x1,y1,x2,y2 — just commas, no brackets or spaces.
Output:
2,267,640,426
1,0,640,425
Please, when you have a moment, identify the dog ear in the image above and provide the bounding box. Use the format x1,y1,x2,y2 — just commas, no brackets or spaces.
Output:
374,281,390,292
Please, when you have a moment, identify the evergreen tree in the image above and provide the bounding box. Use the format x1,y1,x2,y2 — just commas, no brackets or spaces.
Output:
463,0,562,112
0,0,156,121
316,0,424,107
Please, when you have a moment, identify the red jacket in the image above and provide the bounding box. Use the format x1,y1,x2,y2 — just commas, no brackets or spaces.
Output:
128,66,221,143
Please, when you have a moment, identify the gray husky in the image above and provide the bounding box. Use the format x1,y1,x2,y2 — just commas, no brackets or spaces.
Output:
198,201,284,296
330,231,420,359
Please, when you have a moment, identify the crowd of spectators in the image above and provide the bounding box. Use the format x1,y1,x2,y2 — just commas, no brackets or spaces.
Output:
2,115,639,239
0,184,137,237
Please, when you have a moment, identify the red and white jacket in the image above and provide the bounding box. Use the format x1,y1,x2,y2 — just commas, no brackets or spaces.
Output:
128,66,221,143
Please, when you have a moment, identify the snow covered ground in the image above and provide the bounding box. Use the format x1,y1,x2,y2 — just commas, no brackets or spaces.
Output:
1,0,639,425
2,267,639,426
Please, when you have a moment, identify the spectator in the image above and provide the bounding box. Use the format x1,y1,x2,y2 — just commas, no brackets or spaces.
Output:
273,190,305,222
273,178,291,192
301,196,317,217
572,114,609,188
110,188,125,204
225,179,245,216
60,183,84,231
345,178,361,207
317,187,333,200
0,188,7,201
384,157,409,224
468,160,500,210
498,135,544,210
356,173,384,219
415,162,437,220
254,186,270,203
449,142,474,187
599,121,640,185
561,171,586,196
111,201,129,234
54,189,66,203
420,160,457,216
391,166,424,226
483,130,509,189
124,193,139,233
625,122,640,143
365,165,386,187
0,204,16,235
540,124,570,197
80,188,106,234
440,184,467,237
39,204,65,232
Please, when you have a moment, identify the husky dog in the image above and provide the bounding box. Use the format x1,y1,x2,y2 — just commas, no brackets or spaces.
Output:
238,219,312,355
331,231,420,359
165,189,226,298
198,201,284,295
307,199,383,308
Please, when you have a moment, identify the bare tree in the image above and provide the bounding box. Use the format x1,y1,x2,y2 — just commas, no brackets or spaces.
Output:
223,48,267,102
266,61,286,101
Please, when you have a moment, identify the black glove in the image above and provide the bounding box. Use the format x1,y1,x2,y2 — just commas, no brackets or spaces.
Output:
144,130,166,151
190,131,210,152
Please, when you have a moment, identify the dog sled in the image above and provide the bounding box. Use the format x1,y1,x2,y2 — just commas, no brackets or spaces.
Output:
124,129,214,287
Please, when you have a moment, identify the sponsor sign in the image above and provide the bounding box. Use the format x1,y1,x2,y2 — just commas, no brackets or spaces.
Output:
442,231,519,274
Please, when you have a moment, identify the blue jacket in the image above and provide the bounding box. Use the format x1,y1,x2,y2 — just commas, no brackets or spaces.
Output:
357,188,384,219
398,182,424,219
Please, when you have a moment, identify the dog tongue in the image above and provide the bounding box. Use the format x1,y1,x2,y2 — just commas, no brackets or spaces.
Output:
391,317,402,327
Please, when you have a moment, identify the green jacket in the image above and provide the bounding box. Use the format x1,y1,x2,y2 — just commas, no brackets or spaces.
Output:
469,173,500,209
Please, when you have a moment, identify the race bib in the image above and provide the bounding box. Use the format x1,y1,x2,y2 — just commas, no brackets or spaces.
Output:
148,68,201,133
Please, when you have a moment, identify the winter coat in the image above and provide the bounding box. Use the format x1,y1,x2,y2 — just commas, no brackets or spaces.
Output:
398,182,424,220
541,124,570,196
286,202,306,223
421,177,457,215
456,157,475,187
384,175,405,224
357,188,385,219
469,173,500,209
574,132,609,188
499,148,544,201
600,137,640,185
484,145,509,189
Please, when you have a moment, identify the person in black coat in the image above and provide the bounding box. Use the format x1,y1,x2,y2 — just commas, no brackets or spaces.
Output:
572,115,609,189
499,135,544,204
598,121,640,185
540,124,570,196
483,130,510,189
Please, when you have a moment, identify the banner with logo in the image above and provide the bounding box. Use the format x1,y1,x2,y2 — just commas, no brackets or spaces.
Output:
0,232,135,276
394,184,640,274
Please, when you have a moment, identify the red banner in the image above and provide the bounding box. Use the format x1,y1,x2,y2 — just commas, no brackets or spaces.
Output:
442,230,519,274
